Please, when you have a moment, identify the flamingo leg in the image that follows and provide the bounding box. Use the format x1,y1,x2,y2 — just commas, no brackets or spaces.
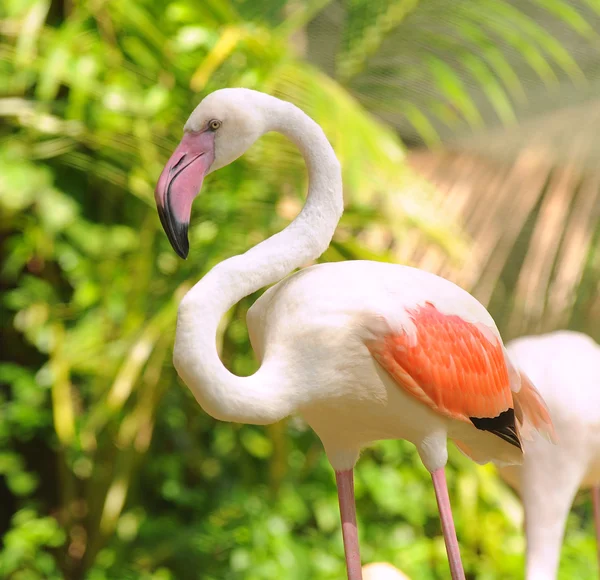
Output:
593,485,600,573
431,468,466,580
335,469,363,580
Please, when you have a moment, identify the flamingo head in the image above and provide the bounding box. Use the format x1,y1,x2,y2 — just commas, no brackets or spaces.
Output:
154,88,269,258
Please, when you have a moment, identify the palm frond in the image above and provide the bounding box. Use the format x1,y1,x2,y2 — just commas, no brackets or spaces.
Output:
406,144,600,342
306,0,600,144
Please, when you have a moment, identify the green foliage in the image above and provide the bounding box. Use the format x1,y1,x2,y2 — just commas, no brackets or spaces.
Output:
0,1,597,579
312,0,599,145
0,508,66,579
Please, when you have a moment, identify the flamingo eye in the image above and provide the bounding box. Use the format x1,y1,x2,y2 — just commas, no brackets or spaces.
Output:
208,119,221,131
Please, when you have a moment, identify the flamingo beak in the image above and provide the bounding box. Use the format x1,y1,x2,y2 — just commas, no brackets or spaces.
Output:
154,131,216,259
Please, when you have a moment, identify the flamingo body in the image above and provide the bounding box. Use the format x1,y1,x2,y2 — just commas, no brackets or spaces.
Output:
500,331,600,579
246,260,533,471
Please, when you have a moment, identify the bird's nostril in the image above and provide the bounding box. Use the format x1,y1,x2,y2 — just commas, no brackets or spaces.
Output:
170,153,187,173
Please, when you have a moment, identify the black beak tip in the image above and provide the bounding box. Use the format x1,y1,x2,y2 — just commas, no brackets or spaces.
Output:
174,236,189,260
157,203,190,260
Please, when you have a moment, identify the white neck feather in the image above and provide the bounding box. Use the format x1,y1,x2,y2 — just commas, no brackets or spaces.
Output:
173,98,343,424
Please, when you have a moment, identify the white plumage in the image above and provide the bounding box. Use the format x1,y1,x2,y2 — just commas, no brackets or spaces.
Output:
362,562,411,580
500,330,600,580
154,88,555,580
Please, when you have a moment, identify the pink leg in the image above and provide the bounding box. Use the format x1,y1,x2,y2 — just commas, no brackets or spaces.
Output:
335,470,363,580
431,468,465,580
593,485,600,573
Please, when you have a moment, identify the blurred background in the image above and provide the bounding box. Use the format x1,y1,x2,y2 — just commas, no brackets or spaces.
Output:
1,0,599,578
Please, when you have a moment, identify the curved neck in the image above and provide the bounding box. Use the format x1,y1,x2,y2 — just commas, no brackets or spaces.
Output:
174,100,343,424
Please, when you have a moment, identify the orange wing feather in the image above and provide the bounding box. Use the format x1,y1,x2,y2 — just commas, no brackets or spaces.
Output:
366,302,513,424
513,369,558,443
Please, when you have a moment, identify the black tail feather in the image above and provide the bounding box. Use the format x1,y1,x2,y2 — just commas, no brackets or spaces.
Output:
469,408,522,449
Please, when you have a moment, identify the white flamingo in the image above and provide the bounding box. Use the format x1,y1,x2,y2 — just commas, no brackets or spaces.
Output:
362,562,411,579
500,331,600,580
153,88,555,580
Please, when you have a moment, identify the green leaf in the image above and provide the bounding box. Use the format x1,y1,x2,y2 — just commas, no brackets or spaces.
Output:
240,427,273,458
455,21,526,103
7,470,39,496
477,0,585,82
461,53,517,125
531,0,598,40
427,56,483,128
400,101,442,147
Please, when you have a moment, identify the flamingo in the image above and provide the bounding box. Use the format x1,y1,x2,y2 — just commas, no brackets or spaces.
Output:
153,88,556,580
500,331,600,580
362,562,411,579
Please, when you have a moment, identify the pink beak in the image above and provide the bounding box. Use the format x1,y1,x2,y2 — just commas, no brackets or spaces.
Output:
154,131,216,259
